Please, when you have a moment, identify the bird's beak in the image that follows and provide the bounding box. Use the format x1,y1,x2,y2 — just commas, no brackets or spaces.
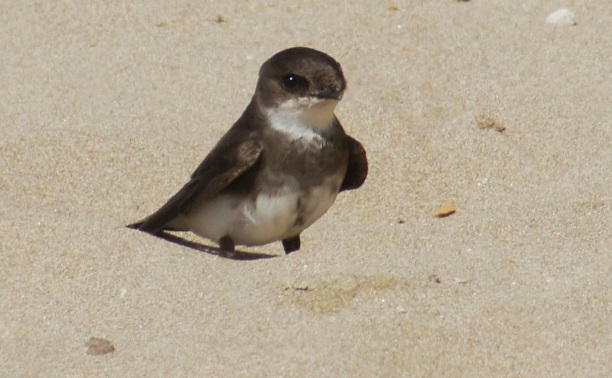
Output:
315,87,343,101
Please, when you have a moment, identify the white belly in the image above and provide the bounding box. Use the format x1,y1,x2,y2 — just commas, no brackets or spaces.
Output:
182,182,340,246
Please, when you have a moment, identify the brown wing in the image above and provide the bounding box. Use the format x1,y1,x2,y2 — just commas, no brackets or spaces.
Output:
340,135,368,191
128,129,263,233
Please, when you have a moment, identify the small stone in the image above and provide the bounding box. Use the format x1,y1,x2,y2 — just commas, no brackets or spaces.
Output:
476,114,506,133
546,8,576,25
434,202,456,218
428,274,442,284
85,337,115,356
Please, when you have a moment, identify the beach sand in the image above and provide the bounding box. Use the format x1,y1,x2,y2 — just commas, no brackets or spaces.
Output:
2,1,610,376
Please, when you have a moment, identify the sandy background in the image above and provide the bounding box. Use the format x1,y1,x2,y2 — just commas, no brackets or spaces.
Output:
1,1,610,376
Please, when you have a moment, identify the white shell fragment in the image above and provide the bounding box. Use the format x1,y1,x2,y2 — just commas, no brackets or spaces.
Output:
546,8,577,25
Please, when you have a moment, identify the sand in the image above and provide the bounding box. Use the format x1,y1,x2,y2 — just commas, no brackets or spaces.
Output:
1,1,610,376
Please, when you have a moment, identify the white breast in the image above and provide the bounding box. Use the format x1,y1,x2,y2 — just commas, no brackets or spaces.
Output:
182,178,341,247
266,97,340,140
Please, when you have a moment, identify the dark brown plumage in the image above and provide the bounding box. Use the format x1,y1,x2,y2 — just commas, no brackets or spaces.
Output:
128,47,367,254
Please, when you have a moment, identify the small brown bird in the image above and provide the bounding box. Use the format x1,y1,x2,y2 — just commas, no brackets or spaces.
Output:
128,47,367,254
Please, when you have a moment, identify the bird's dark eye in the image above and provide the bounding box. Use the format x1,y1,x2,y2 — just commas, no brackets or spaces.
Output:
281,74,304,91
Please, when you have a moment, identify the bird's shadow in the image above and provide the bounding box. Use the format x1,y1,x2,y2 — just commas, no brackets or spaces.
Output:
147,231,278,261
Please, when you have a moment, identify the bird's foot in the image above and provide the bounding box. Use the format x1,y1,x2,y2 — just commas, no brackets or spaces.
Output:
282,235,301,254
219,236,235,252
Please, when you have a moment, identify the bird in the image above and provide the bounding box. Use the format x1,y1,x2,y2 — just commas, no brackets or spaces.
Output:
128,47,367,254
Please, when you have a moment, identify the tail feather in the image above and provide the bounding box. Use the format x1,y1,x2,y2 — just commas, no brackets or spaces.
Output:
126,221,145,230
126,215,187,234
126,215,163,234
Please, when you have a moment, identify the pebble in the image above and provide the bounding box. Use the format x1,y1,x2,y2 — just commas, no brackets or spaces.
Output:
546,8,577,25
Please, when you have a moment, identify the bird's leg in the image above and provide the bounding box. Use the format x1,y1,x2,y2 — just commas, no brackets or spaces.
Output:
218,236,235,251
282,235,301,254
